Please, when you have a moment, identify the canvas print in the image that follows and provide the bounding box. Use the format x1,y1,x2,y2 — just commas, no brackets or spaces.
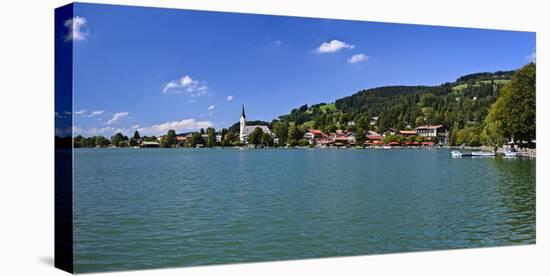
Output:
55,3,536,273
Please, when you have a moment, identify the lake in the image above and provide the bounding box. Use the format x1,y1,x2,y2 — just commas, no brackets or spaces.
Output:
73,148,536,273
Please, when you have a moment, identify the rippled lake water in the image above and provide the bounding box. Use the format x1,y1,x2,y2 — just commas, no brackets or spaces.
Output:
73,148,535,273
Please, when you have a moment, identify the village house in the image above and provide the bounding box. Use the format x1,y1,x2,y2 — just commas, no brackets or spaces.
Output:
399,130,417,137
304,129,325,145
366,134,384,146
382,128,397,136
176,135,188,146
140,141,160,148
416,124,448,144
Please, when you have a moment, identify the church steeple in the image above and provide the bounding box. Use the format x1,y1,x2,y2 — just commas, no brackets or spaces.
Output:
240,103,246,120
239,103,246,142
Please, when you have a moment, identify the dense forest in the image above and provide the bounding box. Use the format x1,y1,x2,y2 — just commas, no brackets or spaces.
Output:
70,63,535,148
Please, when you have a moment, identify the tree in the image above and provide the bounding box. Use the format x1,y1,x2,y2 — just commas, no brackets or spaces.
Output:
129,138,138,147
288,125,303,140
355,115,368,146
248,127,263,145
482,98,506,146
261,133,273,147
326,124,337,133
111,133,124,147
273,121,289,145
220,128,228,143
207,127,216,147
74,135,86,148
484,63,535,147
223,131,237,146
190,132,204,147
95,136,110,147
133,130,141,140
161,129,177,148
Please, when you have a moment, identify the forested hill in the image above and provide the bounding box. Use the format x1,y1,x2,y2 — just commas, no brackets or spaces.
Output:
333,70,514,131
268,66,530,146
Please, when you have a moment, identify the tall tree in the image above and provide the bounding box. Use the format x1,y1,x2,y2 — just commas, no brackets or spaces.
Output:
190,132,204,147
261,132,273,147
484,63,535,147
207,127,216,147
248,127,263,145
161,129,177,148
111,133,124,147
273,121,289,145
220,128,228,143
133,130,141,140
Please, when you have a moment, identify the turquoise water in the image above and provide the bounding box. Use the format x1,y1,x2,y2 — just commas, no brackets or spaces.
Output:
74,148,535,273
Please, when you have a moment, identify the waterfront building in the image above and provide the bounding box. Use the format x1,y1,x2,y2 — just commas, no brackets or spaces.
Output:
416,125,448,144
140,141,160,148
399,130,417,136
239,104,273,143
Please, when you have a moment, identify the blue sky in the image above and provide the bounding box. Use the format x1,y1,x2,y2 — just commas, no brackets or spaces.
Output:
64,3,535,137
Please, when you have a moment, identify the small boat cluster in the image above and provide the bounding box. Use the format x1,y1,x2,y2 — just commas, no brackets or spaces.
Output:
451,147,521,158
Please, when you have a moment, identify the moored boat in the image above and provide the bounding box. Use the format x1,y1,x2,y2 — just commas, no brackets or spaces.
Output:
472,151,496,157
451,150,462,157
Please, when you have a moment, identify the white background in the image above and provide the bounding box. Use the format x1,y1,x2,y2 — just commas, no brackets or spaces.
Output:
0,0,547,275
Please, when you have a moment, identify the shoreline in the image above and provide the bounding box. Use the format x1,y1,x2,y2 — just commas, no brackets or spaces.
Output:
74,145,537,157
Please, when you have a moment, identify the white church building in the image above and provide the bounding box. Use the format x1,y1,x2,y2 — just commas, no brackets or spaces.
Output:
239,104,273,143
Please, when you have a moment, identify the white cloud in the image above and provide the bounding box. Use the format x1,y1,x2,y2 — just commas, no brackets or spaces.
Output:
527,51,536,62
106,112,129,125
76,118,213,137
64,16,88,42
163,75,209,97
88,110,104,117
208,105,215,110
137,119,213,136
347,53,369,64
73,126,128,136
226,95,234,101
315,40,354,53
74,109,87,115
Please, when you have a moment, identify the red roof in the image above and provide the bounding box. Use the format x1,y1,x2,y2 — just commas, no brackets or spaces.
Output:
372,140,384,145
319,139,333,144
399,130,417,135
308,129,324,135
421,141,435,145
388,141,400,145
335,136,348,141
367,135,383,140
416,125,444,130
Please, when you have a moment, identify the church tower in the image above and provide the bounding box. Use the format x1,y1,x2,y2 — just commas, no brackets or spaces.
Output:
239,104,246,142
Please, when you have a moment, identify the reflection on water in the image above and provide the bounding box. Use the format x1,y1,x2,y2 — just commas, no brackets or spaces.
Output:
74,148,535,273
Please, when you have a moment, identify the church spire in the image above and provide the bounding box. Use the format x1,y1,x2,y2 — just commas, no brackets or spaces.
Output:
241,103,246,119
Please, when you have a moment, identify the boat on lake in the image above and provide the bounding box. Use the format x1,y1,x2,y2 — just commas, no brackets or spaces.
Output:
451,150,462,157
472,151,496,157
503,151,517,157
502,146,517,157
